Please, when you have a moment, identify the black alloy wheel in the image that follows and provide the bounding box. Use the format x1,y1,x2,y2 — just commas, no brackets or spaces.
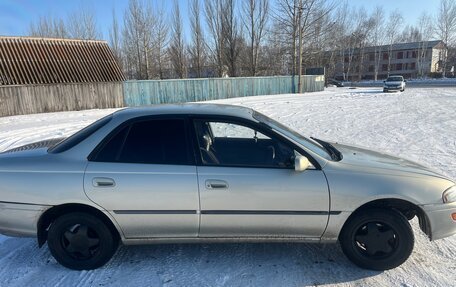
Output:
61,223,101,260
353,221,398,259
339,208,414,270
47,212,118,270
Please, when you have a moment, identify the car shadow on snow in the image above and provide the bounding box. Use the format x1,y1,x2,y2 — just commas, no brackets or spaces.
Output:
0,238,381,286
100,242,381,286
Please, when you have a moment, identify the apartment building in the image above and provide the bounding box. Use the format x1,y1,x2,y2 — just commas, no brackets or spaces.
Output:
329,40,446,80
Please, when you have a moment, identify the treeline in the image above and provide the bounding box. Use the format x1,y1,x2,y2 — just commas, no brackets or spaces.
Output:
28,0,456,80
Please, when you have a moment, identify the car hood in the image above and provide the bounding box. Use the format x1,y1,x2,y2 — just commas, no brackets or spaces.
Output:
332,143,449,180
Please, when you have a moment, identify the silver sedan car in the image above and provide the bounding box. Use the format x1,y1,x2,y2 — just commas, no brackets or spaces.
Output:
0,104,455,270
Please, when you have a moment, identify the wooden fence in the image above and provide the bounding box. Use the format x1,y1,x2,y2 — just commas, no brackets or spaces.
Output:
0,82,123,117
123,75,324,106
0,75,324,117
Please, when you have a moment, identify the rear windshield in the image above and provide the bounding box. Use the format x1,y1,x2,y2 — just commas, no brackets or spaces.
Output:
49,114,113,153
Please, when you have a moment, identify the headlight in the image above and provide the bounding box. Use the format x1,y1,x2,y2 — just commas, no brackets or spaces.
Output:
442,186,456,203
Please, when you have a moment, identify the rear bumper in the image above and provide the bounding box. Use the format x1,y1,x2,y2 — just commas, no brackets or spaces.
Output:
421,201,456,240
0,201,49,237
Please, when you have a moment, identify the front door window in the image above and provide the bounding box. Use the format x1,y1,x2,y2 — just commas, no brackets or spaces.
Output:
194,120,295,169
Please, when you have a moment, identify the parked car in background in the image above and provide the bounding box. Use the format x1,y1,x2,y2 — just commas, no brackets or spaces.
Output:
0,104,455,271
383,75,406,92
327,78,345,87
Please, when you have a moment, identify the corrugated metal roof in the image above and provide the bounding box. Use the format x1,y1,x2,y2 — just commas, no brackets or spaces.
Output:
0,36,125,85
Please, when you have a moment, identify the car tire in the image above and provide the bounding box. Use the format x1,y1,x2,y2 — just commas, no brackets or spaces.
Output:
401,88,405,92
383,89,387,93
339,208,414,270
47,212,118,270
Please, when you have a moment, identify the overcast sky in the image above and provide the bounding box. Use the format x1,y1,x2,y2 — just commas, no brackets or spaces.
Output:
0,0,440,41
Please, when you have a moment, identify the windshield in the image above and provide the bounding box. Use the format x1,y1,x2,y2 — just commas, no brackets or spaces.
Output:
386,76,403,82
252,111,332,160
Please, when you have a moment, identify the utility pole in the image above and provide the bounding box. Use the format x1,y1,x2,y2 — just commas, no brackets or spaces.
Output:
297,0,303,94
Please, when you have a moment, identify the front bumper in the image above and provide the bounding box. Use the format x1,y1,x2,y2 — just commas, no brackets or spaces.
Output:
384,86,402,91
0,201,50,237
421,201,456,240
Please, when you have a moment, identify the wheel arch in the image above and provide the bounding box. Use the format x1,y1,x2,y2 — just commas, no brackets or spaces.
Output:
37,203,121,247
338,198,431,240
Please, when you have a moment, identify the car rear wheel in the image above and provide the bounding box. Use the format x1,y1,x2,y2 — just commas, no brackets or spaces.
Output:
339,208,414,270
47,212,118,270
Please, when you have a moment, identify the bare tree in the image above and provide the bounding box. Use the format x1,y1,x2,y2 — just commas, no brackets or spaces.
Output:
385,11,404,76
274,0,335,90
28,16,68,38
109,8,123,69
205,0,225,77
170,0,187,78
222,0,241,77
350,8,375,81
273,0,300,80
67,6,101,40
399,25,422,43
264,23,289,75
242,0,269,76
369,6,385,81
329,2,352,80
436,0,456,76
151,6,169,79
417,13,434,77
122,0,155,79
189,0,206,78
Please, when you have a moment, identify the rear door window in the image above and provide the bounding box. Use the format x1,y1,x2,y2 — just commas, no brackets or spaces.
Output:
92,118,194,165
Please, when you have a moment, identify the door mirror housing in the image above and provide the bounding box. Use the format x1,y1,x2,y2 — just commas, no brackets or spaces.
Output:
295,155,311,172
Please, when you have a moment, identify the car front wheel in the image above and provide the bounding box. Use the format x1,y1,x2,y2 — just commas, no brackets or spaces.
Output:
47,212,118,270
339,208,414,270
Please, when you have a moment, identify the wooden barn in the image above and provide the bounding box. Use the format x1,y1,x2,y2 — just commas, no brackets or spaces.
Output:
0,36,125,116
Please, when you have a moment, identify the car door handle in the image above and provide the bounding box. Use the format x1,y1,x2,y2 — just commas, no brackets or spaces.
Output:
92,177,116,188
205,180,229,189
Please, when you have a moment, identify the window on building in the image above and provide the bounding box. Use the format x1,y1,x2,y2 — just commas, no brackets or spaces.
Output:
383,53,388,60
404,63,408,70
412,51,417,58
406,51,409,58
411,62,416,70
368,65,374,72
397,52,403,59
382,64,388,71
369,54,375,61
344,57,349,63
396,63,403,70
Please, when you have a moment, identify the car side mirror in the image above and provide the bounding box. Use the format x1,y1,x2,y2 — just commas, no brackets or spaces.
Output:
295,155,311,172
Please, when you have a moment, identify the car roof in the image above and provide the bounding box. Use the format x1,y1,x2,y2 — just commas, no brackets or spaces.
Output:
112,103,255,120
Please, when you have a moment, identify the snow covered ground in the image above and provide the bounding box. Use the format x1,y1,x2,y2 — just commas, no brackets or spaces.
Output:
348,77,456,87
0,87,455,286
